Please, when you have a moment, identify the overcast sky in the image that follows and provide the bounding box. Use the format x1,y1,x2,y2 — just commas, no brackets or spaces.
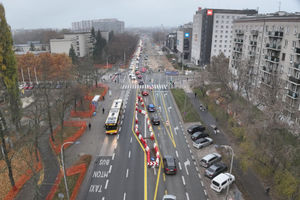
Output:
1,0,300,29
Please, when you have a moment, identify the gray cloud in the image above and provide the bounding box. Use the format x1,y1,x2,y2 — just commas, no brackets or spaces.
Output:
0,0,299,29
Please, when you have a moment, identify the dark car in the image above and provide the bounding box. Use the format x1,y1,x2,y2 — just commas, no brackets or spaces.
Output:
191,132,209,141
163,156,177,175
139,81,144,85
187,125,206,134
147,104,155,112
205,162,228,179
151,116,160,125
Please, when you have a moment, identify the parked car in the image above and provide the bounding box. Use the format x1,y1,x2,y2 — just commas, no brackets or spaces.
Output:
191,132,209,141
131,75,137,80
147,104,155,112
151,116,160,125
135,71,140,75
210,173,235,192
139,81,144,85
200,153,222,168
193,137,213,149
205,162,228,179
163,156,177,175
141,91,149,96
187,124,206,134
162,195,176,200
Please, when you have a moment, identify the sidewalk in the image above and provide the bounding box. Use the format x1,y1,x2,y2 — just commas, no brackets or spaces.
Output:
180,82,271,200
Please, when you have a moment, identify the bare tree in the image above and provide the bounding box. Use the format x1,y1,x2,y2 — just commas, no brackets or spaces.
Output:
208,53,230,90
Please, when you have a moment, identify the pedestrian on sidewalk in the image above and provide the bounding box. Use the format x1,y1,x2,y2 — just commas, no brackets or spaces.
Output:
194,92,197,98
88,122,91,130
265,187,270,195
102,108,105,114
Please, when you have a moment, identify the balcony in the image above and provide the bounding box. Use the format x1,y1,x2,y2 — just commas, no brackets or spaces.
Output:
265,55,279,63
268,31,284,38
289,76,300,85
292,62,300,70
295,47,300,55
297,33,300,40
236,30,244,35
249,51,255,57
266,43,281,51
234,39,243,44
250,41,257,46
251,30,259,35
287,90,299,99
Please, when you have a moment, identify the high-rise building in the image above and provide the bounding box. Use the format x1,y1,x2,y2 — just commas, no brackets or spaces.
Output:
229,11,300,125
72,18,125,33
191,8,257,66
177,23,193,63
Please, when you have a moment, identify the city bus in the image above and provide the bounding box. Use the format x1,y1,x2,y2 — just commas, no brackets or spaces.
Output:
105,99,123,134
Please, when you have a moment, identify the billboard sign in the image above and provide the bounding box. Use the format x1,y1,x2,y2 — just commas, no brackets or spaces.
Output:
207,9,213,16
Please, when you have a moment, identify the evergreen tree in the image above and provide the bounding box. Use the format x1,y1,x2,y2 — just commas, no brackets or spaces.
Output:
69,45,77,64
91,27,96,39
109,31,114,42
0,4,22,131
29,42,35,51
93,30,107,64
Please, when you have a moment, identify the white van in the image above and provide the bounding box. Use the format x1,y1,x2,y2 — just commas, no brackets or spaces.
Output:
210,173,235,192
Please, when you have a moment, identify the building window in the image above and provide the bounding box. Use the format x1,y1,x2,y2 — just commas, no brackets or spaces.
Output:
220,35,223,38
220,40,222,43
284,39,288,48
221,30,223,33
215,40,217,42
226,25,229,28
225,40,227,43
225,35,228,38
219,45,222,47
216,20,219,23
214,45,217,47
222,16,224,18
224,49,227,52
292,41,296,47
282,53,285,61
225,31,228,33
221,25,224,28
216,30,218,32
224,45,227,48
290,54,294,61
215,35,218,38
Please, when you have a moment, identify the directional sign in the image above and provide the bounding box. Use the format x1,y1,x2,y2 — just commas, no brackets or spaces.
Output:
184,159,190,176
86,156,112,200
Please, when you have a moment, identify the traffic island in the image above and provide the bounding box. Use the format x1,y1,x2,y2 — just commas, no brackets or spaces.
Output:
46,155,91,200
49,121,87,154
2,147,42,200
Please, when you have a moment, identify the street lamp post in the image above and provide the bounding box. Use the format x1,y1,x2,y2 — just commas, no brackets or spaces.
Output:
60,141,80,200
215,144,234,200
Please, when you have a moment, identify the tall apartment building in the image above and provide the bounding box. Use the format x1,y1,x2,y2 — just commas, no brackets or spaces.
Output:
50,32,94,57
177,23,193,62
229,11,300,124
165,32,177,52
72,18,125,33
191,8,257,66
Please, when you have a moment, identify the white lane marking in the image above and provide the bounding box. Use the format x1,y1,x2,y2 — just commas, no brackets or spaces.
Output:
105,179,109,189
178,162,182,170
191,155,195,161
175,150,179,158
201,181,204,186
117,134,120,140
101,197,105,200
198,173,201,179
184,159,190,176
189,149,192,154
186,192,190,200
153,167,156,175
181,176,186,186
128,150,131,158
109,165,112,173
204,190,207,196
112,153,115,160
130,137,132,143
174,126,178,135
123,192,126,200
196,166,199,172
126,169,129,178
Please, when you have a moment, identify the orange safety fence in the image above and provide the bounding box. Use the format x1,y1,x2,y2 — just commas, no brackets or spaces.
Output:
70,103,95,118
49,121,87,155
4,151,43,200
46,163,87,200
94,64,113,69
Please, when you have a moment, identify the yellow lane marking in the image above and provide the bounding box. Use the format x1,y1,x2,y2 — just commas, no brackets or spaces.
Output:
153,160,162,200
165,190,168,195
161,93,176,148
163,173,166,182
131,90,147,200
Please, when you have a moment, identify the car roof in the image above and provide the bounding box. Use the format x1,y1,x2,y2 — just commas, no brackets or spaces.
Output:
212,173,233,183
189,124,201,129
164,156,175,164
203,153,221,160
163,194,176,199
195,138,206,143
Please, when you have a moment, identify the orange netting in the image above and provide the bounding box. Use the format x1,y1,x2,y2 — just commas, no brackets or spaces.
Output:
49,121,87,154
94,64,113,69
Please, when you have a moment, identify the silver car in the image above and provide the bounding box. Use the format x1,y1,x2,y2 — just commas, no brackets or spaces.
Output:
162,194,176,200
193,137,213,149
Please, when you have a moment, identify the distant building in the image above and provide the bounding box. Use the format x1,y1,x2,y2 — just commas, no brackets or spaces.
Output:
72,18,124,33
165,32,177,52
191,8,257,66
13,41,50,55
177,23,193,63
228,11,300,126
50,32,93,57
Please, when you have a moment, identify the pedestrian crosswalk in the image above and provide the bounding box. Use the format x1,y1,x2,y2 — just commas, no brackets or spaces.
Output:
121,84,168,90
